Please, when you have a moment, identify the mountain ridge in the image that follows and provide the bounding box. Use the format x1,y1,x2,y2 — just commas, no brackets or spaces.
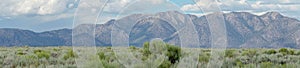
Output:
1,11,300,48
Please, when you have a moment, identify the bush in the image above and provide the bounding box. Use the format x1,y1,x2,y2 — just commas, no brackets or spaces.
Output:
260,62,274,68
288,50,295,55
165,44,181,64
34,49,50,59
296,51,300,55
279,48,289,55
264,49,277,54
225,49,236,58
142,41,181,64
143,42,151,57
63,49,76,60
98,52,106,60
242,49,257,58
198,54,210,63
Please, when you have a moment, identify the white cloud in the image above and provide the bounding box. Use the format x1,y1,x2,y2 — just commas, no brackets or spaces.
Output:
181,0,300,16
180,4,201,12
0,0,77,16
102,0,178,14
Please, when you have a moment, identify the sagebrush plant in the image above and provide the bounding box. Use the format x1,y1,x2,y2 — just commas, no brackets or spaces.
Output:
0,43,300,68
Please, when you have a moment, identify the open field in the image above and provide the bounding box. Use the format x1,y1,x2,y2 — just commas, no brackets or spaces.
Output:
1,45,300,68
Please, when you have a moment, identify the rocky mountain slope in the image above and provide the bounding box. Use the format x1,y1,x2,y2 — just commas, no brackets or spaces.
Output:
1,11,300,48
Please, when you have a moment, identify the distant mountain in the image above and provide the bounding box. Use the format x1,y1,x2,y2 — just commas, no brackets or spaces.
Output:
0,28,71,46
1,11,300,48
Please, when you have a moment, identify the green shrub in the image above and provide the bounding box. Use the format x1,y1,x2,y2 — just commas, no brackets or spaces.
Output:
165,44,181,64
143,42,151,57
296,51,300,55
34,49,50,59
234,59,243,67
242,49,257,57
63,49,76,60
16,51,26,55
225,49,236,58
279,48,289,55
142,41,181,64
98,52,106,60
198,54,210,63
288,50,295,55
264,49,277,54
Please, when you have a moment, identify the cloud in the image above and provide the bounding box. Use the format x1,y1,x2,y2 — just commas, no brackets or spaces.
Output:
180,4,201,12
102,0,178,14
181,0,300,11
180,0,300,19
0,0,77,17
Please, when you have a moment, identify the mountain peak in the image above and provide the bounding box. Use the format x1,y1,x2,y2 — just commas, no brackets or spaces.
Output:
265,11,281,15
103,19,116,26
261,11,284,19
156,11,183,15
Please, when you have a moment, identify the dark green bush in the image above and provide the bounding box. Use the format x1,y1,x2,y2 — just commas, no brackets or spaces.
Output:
165,44,181,64
142,41,181,65
288,49,295,55
279,48,289,55
264,49,277,54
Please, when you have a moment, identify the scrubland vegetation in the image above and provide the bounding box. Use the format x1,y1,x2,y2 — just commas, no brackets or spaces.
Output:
1,43,300,68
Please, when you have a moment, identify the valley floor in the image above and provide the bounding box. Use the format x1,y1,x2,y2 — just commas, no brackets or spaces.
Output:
0,46,300,68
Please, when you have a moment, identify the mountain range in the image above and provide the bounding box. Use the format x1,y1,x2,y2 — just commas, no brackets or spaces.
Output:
1,11,300,48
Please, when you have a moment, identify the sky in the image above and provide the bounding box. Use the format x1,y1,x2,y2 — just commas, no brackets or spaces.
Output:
0,0,300,32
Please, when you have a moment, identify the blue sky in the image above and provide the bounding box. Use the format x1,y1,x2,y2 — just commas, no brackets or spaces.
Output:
0,0,300,32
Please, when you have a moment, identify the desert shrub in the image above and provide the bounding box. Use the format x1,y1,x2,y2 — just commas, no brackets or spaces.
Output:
63,49,76,60
106,47,112,50
143,42,151,57
243,63,256,68
16,51,26,55
201,49,211,52
53,48,61,52
129,46,137,50
198,54,210,63
264,49,277,54
288,50,295,55
242,49,257,58
256,54,271,63
296,51,300,55
34,49,50,59
260,62,274,68
279,48,289,55
225,49,236,58
222,58,235,68
158,60,172,68
97,52,106,60
234,59,243,67
101,60,123,68
165,44,181,64
142,41,181,64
